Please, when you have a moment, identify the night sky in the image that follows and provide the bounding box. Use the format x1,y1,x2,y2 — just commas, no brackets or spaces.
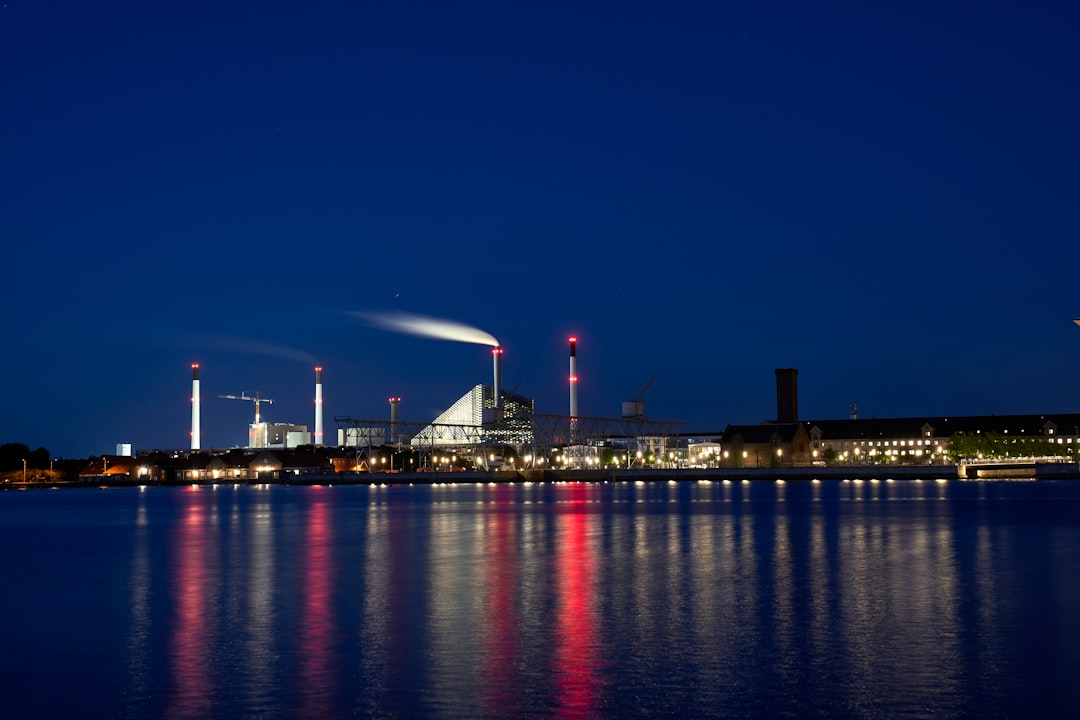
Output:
3,1,1078,458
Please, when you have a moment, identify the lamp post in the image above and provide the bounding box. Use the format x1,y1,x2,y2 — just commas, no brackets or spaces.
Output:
22,458,27,484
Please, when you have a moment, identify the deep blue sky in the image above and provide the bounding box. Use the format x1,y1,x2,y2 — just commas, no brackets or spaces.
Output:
3,1,1078,458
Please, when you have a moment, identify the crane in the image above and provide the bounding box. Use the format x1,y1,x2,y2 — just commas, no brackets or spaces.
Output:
218,391,275,424
622,376,656,419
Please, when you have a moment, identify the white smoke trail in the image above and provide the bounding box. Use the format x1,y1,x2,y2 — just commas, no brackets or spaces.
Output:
188,334,320,365
353,311,499,347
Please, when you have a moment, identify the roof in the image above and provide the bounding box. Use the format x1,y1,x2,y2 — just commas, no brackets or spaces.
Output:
802,413,1080,440
721,423,805,444
263,449,332,470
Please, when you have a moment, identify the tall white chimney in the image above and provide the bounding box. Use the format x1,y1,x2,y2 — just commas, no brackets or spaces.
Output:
190,363,201,450
492,346,503,409
314,366,324,446
568,336,578,422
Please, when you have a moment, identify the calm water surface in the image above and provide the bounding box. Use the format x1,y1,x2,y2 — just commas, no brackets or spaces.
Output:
1,479,1079,719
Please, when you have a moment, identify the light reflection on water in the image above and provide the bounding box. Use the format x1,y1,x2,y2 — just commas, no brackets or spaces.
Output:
2,480,1080,718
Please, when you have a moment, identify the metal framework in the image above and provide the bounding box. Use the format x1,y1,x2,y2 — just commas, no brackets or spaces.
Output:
333,412,685,456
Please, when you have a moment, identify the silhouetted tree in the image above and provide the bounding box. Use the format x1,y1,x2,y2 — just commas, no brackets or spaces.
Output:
30,446,50,469
0,443,32,472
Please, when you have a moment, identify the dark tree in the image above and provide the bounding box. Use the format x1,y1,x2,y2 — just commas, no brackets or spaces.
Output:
30,446,50,469
0,443,33,472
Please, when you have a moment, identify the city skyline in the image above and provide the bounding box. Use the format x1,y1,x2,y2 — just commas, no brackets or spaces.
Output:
3,1,1078,457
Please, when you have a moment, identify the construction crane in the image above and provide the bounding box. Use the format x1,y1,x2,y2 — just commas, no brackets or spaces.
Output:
218,391,275,424
622,376,656,419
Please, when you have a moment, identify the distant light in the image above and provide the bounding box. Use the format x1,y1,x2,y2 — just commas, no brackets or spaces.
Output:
568,336,577,343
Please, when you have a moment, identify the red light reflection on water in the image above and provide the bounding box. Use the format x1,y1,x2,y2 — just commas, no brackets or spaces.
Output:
555,483,600,719
300,495,335,716
483,484,518,714
167,489,213,718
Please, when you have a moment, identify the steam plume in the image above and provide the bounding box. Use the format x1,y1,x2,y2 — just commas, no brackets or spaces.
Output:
188,334,320,365
353,311,499,347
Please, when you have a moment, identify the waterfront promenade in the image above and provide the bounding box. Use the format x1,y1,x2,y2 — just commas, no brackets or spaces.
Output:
9,461,1080,489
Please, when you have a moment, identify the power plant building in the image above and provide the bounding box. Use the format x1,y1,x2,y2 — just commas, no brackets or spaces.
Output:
411,384,534,448
249,422,310,449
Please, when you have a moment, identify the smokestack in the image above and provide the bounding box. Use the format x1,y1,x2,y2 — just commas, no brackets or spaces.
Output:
568,336,578,422
314,367,324,446
492,346,503,409
191,363,201,450
775,368,798,424
389,397,401,445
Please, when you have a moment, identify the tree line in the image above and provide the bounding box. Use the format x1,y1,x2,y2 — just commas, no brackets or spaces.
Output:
946,431,1070,462
0,443,50,471
0,443,89,482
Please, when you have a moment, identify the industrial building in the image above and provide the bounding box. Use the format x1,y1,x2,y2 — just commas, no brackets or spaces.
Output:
188,365,321,450
412,384,535,448
713,368,1080,467
100,348,1080,481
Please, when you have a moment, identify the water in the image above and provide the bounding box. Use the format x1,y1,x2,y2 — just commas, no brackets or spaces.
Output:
2,479,1079,719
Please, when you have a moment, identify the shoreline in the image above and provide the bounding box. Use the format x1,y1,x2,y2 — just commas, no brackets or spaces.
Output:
6,461,1078,489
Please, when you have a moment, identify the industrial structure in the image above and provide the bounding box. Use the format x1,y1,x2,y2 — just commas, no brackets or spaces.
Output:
217,391,301,448
176,328,695,464
314,367,324,446
569,336,579,441
335,342,683,468
190,363,200,450
775,368,798,423
622,377,656,420
185,367,316,450
708,368,1080,468
68,344,1056,483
